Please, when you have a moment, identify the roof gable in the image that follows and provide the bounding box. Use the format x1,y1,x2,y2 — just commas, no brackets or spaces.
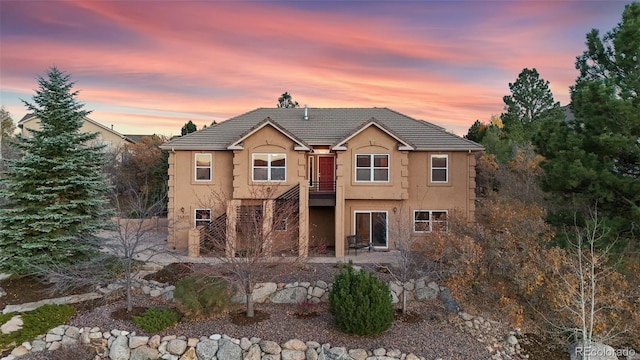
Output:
331,117,414,151
226,117,310,151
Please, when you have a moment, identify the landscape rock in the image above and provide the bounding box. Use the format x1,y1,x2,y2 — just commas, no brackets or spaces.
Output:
217,338,242,360
129,336,149,349
167,339,187,355
179,347,197,360
348,348,368,360
283,339,307,351
245,344,261,360
260,340,282,354
195,339,218,360
0,315,23,335
282,349,306,360
252,282,277,302
130,346,159,360
109,335,130,360
270,287,307,304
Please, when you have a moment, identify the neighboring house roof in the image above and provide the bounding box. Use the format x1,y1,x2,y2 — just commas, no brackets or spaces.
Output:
161,108,483,152
18,114,135,143
561,104,575,123
124,134,154,143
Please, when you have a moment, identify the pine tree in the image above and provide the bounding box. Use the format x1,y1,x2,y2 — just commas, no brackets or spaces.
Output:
181,120,197,135
536,3,640,237
0,67,112,274
501,68,562,143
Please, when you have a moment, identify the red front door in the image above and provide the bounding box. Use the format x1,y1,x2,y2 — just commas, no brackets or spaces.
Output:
318,156,335,191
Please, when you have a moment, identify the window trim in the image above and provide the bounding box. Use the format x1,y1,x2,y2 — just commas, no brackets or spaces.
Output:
252,153,287,182
354,154,390,182
430,154,448,183
194,153,212,182
194,208,212,227
413,210,448,233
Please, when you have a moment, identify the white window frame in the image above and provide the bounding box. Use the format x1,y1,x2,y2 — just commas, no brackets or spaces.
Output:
194,208,212,227
355,154,389,182
252,153,286,182
430,154,448,183
413,210,448,232
194,153,212,181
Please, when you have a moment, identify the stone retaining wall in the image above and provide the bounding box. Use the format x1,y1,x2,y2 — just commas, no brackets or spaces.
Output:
1,274,527,360
4,324,425,360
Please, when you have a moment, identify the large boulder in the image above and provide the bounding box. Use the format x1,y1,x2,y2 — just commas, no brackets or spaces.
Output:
195,339,218,360
270,287,307,304
252,282,277,303
108,335,130,360
217,338,242,360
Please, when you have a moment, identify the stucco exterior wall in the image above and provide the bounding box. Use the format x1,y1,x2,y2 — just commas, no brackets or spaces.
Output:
337,126,409,200
167,150,233,249
166,124,478,255
231,125,307,199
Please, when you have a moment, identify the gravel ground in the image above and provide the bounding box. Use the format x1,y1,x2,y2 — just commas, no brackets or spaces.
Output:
19,263,491,359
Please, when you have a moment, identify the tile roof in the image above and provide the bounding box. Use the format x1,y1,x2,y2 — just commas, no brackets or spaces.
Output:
160,107,483,152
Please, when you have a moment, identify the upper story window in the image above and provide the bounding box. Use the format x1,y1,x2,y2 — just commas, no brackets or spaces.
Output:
414,210,448,232
195,153,212,181
355,154,389,182
195,209,211,227
253,153,286,181
431,154,448,183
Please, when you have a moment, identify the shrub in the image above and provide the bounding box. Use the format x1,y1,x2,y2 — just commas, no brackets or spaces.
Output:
132,307,179,332
0,304,76,352
294,299,318,317
329,263,394,336
173,274,234,319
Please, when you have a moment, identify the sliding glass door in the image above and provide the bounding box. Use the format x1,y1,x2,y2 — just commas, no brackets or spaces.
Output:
354,211,387,249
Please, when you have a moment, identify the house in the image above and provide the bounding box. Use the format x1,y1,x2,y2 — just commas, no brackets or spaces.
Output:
159,107,483,257
18,114,135,151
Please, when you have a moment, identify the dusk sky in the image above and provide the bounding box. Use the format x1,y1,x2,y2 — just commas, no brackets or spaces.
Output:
0,0,631,137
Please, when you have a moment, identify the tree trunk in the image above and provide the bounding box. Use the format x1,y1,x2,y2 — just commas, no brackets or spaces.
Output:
402,288,407,315
246,286,254,317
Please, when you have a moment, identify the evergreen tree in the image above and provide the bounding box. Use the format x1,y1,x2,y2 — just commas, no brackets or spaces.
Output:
536,3,640,236
277,92,300,108
501,68,562,143
181,120,197,135
0,67,112,274
464,119,487,143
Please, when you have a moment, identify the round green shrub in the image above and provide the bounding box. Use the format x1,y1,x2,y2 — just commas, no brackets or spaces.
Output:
132,307,179,332
329,263,394,336
173,274,233,319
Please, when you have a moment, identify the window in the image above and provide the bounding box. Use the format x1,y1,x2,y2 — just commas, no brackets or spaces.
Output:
195,153,212,181
253,153,286,181
414,210,448,232
431,154,448,183
355,154,389,182
195,209,211,227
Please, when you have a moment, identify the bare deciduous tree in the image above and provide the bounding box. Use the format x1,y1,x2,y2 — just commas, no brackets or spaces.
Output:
36,182,172,312
548,207,630,356
198,185,304,317
384,203,446,314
